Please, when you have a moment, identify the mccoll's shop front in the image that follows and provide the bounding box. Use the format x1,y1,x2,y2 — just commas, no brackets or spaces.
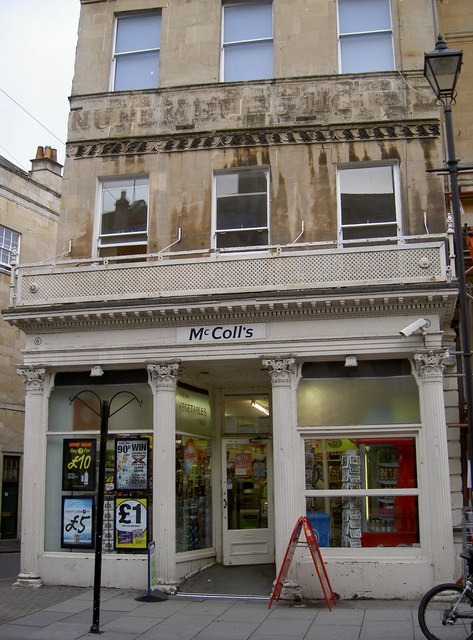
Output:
16,313,454,599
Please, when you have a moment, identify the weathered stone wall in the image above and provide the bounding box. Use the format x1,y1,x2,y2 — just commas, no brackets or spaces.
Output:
75,0,435,94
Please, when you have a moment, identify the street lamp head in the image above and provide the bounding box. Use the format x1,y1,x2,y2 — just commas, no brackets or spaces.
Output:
424,34,463,102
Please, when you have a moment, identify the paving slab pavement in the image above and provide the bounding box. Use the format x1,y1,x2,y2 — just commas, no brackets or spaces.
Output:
0,584,426,640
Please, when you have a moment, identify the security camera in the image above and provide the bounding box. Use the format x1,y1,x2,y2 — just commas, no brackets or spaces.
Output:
399,318,431,337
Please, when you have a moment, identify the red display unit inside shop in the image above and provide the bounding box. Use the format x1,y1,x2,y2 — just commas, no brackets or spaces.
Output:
357,438,418,548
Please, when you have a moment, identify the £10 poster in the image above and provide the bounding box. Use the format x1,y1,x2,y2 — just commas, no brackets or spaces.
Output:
62,439,96,491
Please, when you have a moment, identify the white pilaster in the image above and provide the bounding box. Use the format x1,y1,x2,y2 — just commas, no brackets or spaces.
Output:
15,366,47,588
147,362,179,592
414,351,454,582
263,357,301,591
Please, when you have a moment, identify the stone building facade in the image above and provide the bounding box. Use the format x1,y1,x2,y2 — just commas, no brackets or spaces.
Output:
3,0,470,598
0,147,61,541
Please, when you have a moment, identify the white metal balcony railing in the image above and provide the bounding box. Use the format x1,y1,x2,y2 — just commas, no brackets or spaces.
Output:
8,235,452,310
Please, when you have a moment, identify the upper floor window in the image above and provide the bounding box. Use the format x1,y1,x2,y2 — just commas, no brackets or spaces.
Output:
338,0,394,73
222,1,273,82
112,12,161,91
98,177,148,257
0,226,20,270
337,165,401,244
214,169,269,249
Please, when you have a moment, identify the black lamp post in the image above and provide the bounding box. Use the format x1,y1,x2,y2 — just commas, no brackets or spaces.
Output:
424,36,473,503
70,390,142,634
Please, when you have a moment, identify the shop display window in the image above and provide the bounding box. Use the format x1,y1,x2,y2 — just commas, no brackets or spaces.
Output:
46,375,153,554
304,437,419,548
46,433,152,554
176,436,212,552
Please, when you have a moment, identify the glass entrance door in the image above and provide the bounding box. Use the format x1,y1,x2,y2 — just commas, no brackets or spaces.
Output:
222,440,274,565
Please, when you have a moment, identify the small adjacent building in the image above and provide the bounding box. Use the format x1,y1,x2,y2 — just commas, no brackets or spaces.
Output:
0,147,61,541
3,0,470,599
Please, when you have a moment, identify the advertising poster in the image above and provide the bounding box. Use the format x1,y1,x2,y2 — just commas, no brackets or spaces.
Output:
235,452,252,477
61,496,95,549
115,437,149,491
62,439,96,491
115,498,148,549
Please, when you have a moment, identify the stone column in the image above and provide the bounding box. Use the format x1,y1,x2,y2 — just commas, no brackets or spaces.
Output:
15,366,47,588
147,362,179,592
414,351,454,582
263,357,301,597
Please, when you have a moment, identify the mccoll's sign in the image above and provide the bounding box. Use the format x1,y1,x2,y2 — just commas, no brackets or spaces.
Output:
177,323,266,343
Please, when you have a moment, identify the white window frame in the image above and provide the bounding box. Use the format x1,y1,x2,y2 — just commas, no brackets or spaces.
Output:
336,163,402,246
221,0,273,82
212,168,270,251
111,11,161,91
0,225,20,271
95,176,149,257
337,0,395,74
300,426,422,554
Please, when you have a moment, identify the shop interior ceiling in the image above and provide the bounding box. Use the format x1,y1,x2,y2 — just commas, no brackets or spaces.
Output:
179,359,270,389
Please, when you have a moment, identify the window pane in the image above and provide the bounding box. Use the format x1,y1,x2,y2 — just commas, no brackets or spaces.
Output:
224,41,273,81
305,438,419,548
116,14,161,53
343,223,398,240
338,0,391,34
225,442,268,530
114,51,159,91
224,394,271,434
217,229,268,248
340,33,394,72
298,378,420,426
216,172,267,196
340,166,397,239
217,194,268,230
101,179,148,235
339,166,393,194
0,226,20,268
224,2,272,42
341,193,396,225
176,436,212,551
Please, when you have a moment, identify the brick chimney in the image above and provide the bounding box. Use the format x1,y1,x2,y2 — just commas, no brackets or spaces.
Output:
30,146,62,193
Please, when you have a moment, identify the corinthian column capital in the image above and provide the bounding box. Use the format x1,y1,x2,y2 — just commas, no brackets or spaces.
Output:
147,361,180,391
414,351,448,382
262,357,296,387
17,365,46,393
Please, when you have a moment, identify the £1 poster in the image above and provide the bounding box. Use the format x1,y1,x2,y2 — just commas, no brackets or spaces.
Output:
115,437,149,491
115,498,147,549
61,496,95,549
62,439,96,491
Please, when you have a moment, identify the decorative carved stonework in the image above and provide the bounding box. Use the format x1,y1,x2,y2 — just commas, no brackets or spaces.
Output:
263,357,296,387
17,366,46,393
414,351,449,381
67,121,440,159
147,362,180,391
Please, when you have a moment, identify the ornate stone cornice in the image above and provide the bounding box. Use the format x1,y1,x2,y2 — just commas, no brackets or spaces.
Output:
66,121,440,158
414,351,449,381
17,365,46,393
147,362,180,391
5,289,457,334
263,357,296,387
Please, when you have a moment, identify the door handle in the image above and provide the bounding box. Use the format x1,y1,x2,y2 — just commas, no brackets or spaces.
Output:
223,498,227,509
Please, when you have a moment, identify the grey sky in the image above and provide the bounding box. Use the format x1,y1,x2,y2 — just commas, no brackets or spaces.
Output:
0,0,80,172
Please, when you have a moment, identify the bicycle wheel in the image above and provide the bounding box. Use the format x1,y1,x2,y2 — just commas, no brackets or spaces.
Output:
418,583,473,640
